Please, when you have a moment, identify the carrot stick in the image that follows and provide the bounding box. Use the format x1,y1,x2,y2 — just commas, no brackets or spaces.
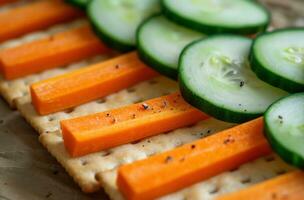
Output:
117,118,272,200
61,92,207,157
30,52,158,115
0,25,109,79
217,171,304,200
0,0,82,42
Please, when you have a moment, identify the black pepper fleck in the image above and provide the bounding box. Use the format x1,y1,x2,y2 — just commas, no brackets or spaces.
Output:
106,113,110,117
132,114,136,119
111,118,117,124
223,135,235,144
239,81,245,87
191,144,196,149
278,115,283,120
142,103,149,110
115,64,120,69
165,156,173,163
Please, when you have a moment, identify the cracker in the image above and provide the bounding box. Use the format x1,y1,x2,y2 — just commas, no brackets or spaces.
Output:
98,154,294,200
39,118,234,193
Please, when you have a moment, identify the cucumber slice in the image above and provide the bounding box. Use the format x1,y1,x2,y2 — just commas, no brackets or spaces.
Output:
179,35,288,123
265,93,304,168
137,15,204,79
87,0,160,51
251,28,304,93
161,0,270,35
65,0,89,9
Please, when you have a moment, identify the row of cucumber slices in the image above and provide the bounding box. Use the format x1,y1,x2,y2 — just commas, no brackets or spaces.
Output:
65,0,304,168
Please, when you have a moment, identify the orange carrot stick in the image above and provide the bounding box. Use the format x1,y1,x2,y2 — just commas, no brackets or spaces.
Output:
61,92,207,157
217,171,304,200
0,0,82,42
117,118,271,200
30,52,158,115
0,25,108,79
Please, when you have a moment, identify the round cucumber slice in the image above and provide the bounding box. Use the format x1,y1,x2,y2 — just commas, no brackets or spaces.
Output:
179,35,288,123
161,0,270,35
251,28,304,93
87,0,159,51
137,15,204,79
265,93,304,168
65,0,89,9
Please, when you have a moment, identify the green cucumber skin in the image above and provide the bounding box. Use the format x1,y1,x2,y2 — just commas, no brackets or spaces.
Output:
160,0,270,35
136,14,178,80
89,20,135,52
65,0,88,9
86,0,136,52
264,93,304,168
179,37,261,124
137,47,177,79
250,29,304,93
265,123,304,168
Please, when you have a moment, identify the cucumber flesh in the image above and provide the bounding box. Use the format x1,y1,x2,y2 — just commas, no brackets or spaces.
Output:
265,93,304,168
65,0,89,9
179,35,288,123
137,15,204,79
162,0,270,34
87,0,159,51
251,28,304,93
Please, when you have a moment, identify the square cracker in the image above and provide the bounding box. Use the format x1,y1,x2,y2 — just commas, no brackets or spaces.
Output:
98,154,294,200
39,118,234,193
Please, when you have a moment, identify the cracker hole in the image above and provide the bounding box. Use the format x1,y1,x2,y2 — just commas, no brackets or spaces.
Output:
131,140,141,145
48,116,56,122
94,173,100,182
21,91,28,97
101,151,111,157
265,156,275,162
229,167,239,172
175,141,184,147
81,160,88,166
127,88,136,93
24,79,31,85
96,98,106,104
64,108,74,114
276,169,287,175
148,80,158,85
147,151,156,156
209,186,220,194
240,177,251,184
